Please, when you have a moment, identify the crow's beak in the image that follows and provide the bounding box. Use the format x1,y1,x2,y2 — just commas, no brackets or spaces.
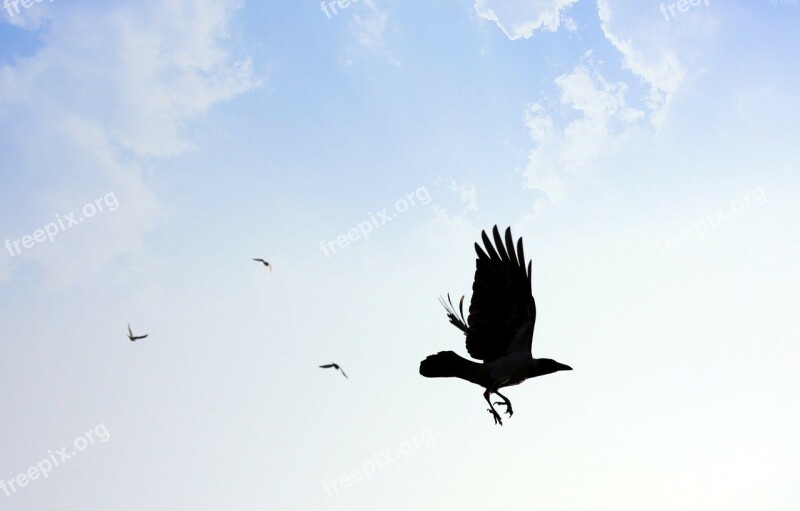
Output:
559,363,573,371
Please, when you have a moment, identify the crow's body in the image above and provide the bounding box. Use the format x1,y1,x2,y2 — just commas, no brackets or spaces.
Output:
419,226,571,426
253,258,273,271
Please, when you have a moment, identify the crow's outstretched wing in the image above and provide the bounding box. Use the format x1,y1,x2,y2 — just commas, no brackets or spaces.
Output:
320,364,347,378
464,226,536,361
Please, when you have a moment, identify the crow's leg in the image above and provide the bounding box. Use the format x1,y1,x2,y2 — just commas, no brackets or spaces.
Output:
483,389,503,426
493,390,513,417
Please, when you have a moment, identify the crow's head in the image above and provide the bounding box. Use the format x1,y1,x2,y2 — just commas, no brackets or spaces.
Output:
530,358,573,377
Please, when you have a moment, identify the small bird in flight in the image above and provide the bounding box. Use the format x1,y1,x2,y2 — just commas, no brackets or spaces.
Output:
127,324,148,342
253,258,273,272
319,363,348,379
420,226,572,426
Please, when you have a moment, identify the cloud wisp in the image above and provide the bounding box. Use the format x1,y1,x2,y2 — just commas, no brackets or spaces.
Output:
0,0,260,286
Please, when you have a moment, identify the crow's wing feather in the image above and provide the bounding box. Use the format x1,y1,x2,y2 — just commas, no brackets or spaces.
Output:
439,294,468,333
464,226,536,361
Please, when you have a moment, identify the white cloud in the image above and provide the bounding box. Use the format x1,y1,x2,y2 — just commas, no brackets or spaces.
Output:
448,179,479,213
0,0,259,286
472,0,685,124
473,0,579,40
349,0,399,66
431,178,478,222
523,56,643,209
472,1,688,213
596,0,684,125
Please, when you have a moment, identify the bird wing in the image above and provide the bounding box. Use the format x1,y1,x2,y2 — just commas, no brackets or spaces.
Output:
319,364,335,369
339,368,348,378
439,294,468,334
132,334,148,340
128,324,133,337
464,226,536,361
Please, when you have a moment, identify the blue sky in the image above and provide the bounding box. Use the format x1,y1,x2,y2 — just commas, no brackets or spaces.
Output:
1,0,799,509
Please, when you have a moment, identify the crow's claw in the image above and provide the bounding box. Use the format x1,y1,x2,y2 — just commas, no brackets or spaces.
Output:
487,408,503,426
494,401,513,417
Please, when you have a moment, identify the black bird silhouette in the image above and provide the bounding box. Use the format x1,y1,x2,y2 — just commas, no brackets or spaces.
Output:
319,363,348,378
419,226,571,426
127,324,148,342
253,258,273,272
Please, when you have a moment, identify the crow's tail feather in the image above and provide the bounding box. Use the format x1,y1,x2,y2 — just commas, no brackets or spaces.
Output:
419,351,484,385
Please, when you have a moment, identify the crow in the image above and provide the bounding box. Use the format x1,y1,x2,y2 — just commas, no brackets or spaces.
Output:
419,226,571,426
319,363,348,379
127,324,148,342
253,258,273,272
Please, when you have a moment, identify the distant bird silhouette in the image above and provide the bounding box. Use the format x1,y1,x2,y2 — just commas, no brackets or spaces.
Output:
319,363,348,379
253,258,273,272
127,324,148,342
420,226,571,426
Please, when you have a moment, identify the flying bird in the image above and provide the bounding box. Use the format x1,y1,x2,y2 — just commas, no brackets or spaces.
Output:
419,226,572,426
127,324,148,342
319,363,348,379
253,258,273,272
